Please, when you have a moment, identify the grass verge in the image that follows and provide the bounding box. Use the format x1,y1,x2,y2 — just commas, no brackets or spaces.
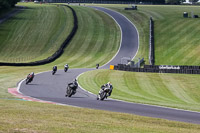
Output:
78,69,200,112
1,99,200,132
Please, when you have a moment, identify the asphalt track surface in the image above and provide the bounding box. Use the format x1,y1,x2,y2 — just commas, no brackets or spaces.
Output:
19,7,200,124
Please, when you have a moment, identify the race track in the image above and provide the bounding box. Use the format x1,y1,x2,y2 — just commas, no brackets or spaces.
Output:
19,7,200,124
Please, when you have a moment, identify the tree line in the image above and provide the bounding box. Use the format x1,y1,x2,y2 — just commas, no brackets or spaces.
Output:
0,0,20,8
46,0,199,4
166,0,199,4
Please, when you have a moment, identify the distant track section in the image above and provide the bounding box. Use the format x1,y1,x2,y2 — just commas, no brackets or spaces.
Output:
90,6,139,68
0,5,77,66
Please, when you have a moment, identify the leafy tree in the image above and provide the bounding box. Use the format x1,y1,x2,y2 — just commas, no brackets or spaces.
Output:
0,0,20,8
189,0,199,2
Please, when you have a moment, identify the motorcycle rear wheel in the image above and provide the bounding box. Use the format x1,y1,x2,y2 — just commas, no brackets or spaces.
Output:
66,87,73,97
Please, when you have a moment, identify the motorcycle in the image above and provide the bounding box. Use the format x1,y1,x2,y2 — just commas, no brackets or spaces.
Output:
97,86,110,100
64,66,68,72
96,64,99,69
65,83,78,97
26,76,33,85
52,70,56,75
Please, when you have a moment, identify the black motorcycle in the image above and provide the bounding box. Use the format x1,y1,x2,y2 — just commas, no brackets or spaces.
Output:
96,64,99,69
52,70,56,75
66,83,78,97
64,66,68,72
97,86,110,100
26,76,33,84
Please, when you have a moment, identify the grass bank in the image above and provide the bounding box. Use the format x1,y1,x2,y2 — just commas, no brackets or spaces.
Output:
0,3,73,63
78,69,200,112
1,98,200,132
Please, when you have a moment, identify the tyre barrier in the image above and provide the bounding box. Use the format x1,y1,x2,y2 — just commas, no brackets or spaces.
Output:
149,17,154,65
0,5,78,66
114,64,200,74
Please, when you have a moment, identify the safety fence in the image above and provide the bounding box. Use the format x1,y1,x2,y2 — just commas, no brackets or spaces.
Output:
0,5,77,66
114,64,200,74
149,17,154,65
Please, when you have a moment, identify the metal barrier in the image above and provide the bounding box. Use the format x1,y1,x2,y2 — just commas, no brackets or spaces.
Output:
149,17,154,65
114,64,200,74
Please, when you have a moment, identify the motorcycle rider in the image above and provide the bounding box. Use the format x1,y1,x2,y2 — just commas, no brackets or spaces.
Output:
27,72,34,82
73,79,78,86
101,81,113,97
65,79,78,97
96,64,99,69
53,65,57,72
72,79,78,93
64,64,69,71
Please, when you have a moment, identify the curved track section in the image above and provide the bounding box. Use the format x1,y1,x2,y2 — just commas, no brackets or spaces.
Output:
19,7,200,124
90,7,139,69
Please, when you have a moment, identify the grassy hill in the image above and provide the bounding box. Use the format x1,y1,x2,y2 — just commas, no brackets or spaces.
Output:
0,3,74,63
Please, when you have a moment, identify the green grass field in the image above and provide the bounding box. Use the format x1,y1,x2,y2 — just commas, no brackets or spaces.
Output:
0,3,200,132
1,99,200,133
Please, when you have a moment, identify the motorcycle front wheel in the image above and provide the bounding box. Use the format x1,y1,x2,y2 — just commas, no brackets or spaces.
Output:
100,92,107,100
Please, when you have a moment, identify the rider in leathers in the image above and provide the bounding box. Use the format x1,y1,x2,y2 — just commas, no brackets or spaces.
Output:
27,72,34,82
53,65,57,72
101,82,113,97
64,64,69,69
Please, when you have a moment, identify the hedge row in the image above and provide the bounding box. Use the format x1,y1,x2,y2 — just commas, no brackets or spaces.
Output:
0,0,20,8
47,0,165,4
0,5,78,66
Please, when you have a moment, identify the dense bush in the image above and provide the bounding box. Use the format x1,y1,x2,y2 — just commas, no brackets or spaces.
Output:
0,0,20,8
